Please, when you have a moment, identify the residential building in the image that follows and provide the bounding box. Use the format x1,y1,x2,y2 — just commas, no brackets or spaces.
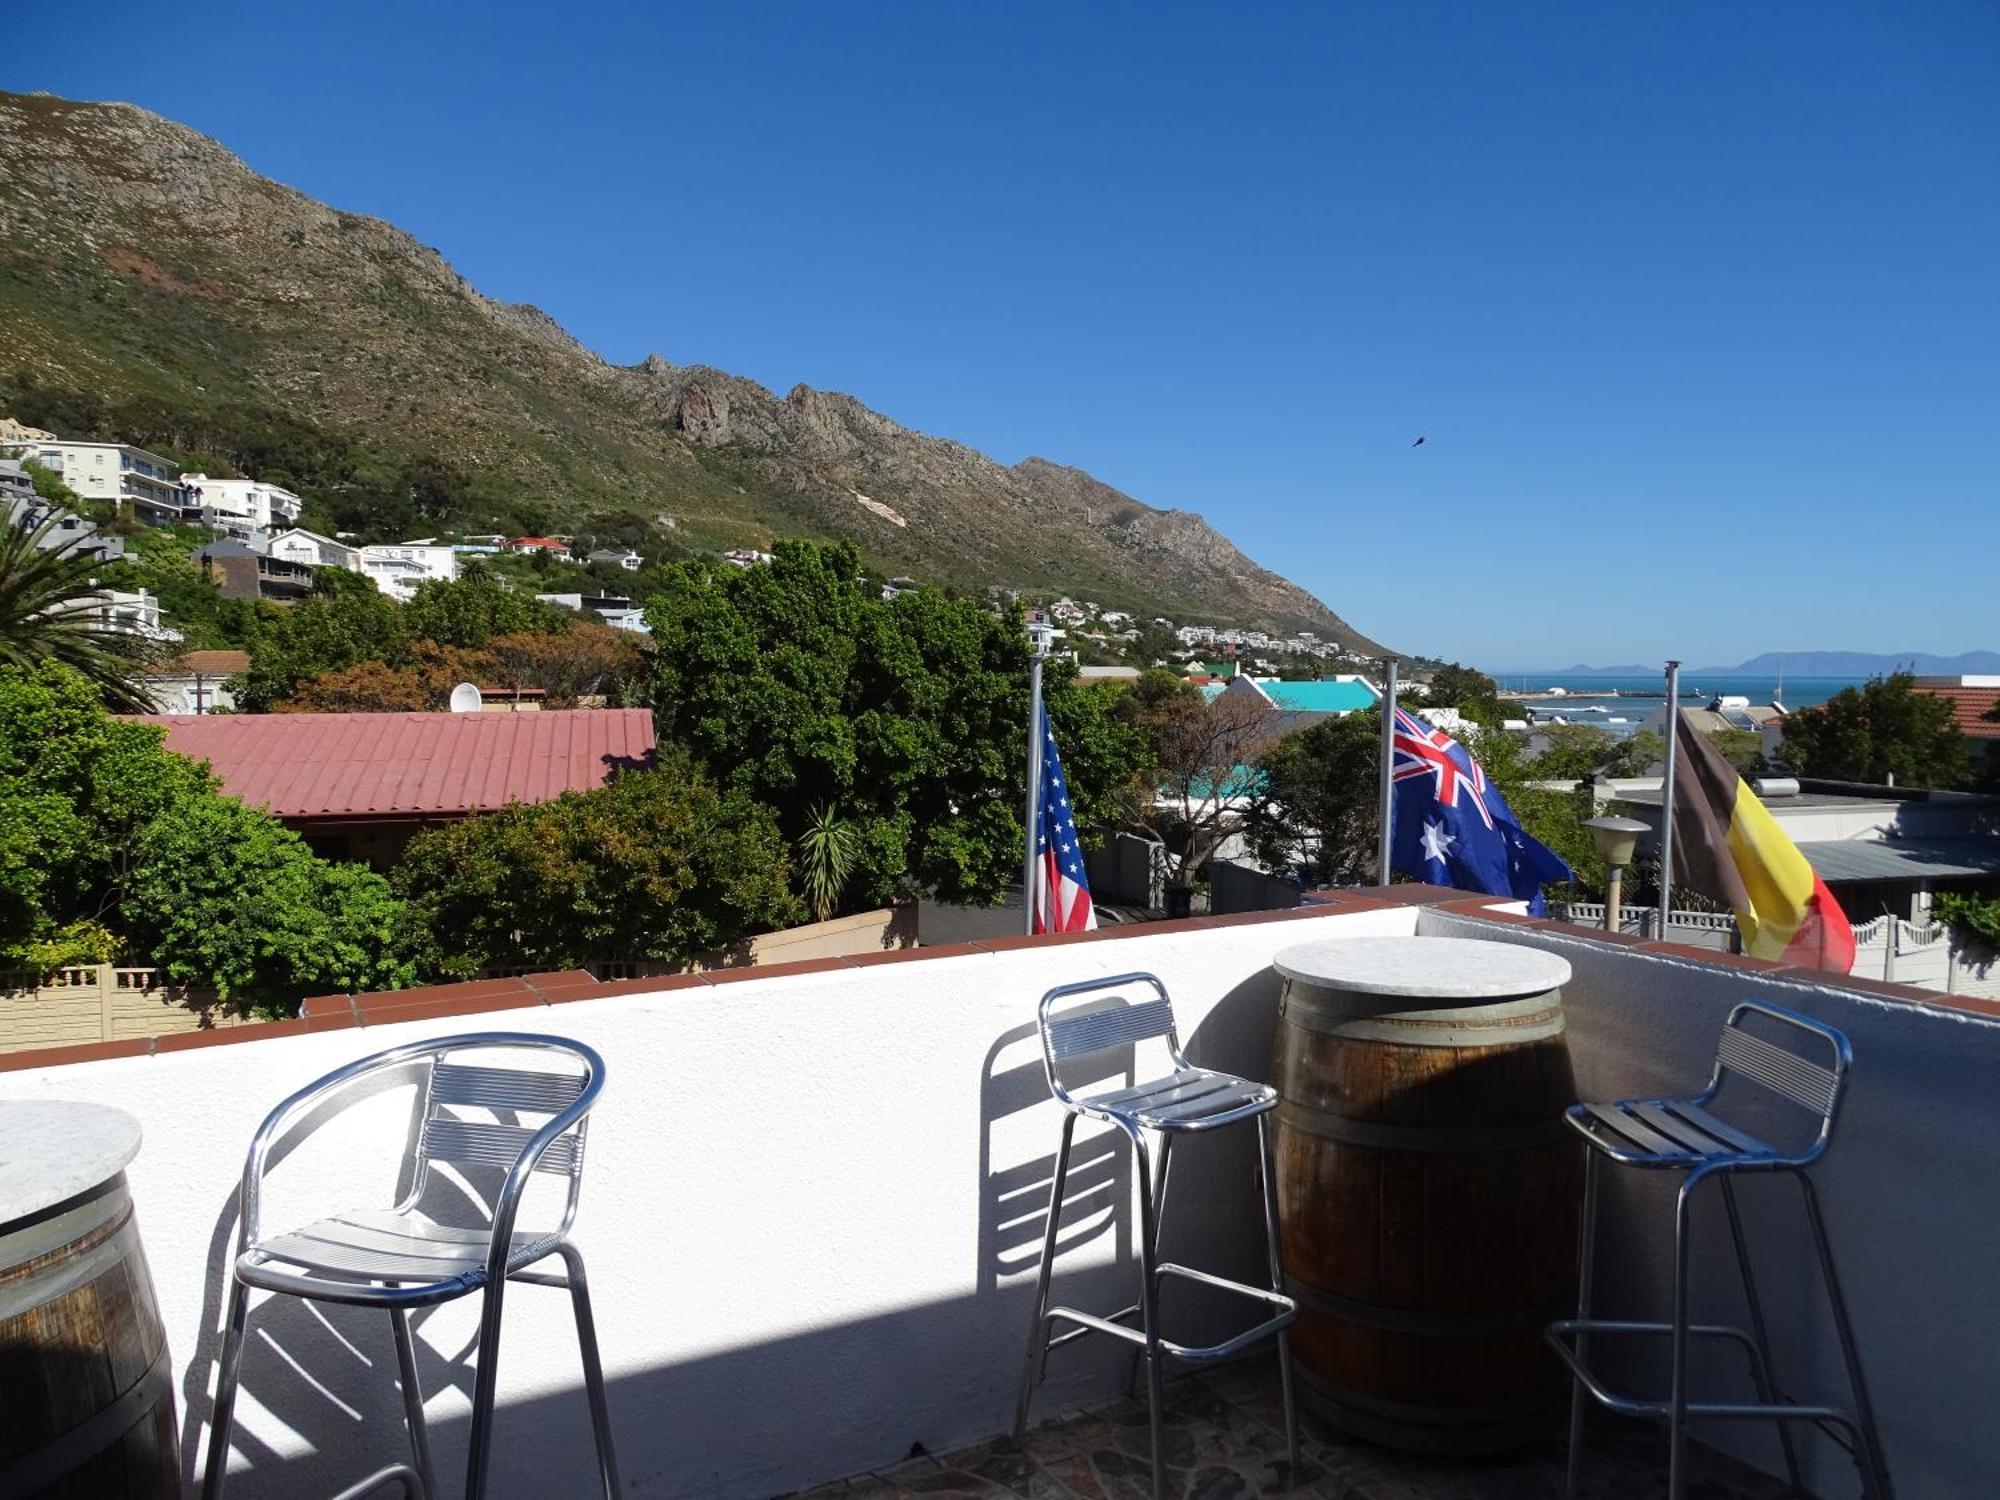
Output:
137,649,249,714
81,587,181,642
268,527,361,571
1205,674,1379,715
879,575,919,601
586,547,643,571
722,547,773,568
1910,675,2000,774
508,535,574,561
536,591,651,633
182,473,305,534
358,541,458,601
128,707,655,867
3,439,189,524
3,490,126,563
192,537,317,604
0,456,31,500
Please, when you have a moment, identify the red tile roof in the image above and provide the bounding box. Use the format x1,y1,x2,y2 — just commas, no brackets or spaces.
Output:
129,709,656,818
1914,685,2000,739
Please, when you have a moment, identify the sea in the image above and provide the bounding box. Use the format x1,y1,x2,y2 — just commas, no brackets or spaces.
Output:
1489,675,1864,738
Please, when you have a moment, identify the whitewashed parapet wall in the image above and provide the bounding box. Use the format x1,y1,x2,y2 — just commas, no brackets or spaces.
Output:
0,904,1416,1500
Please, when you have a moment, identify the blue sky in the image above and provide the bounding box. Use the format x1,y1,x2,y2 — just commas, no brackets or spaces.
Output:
10,3,1997,667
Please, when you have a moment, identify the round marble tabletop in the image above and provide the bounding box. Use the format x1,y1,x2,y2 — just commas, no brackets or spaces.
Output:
1273,935,1572,1003
0,1100,143,1229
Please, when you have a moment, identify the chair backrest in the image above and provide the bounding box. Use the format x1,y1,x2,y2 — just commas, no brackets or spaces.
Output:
410,1037,601,1230
1706,1000,1851,1155
1035,973,1186,1105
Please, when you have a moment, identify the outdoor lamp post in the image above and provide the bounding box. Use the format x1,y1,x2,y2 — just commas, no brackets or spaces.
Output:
1581,816,1649,935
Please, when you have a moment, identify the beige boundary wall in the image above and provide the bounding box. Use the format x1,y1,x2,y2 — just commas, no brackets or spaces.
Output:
0,966,249,1054
3,908,917,1055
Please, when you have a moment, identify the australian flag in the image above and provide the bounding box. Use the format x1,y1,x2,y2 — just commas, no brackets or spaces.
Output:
1032,705,1097,933
1389,707,1571,915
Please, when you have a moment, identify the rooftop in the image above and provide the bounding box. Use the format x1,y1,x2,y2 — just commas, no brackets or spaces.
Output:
127,707,655,820
1910,681,2000,740
4,889,1992,1498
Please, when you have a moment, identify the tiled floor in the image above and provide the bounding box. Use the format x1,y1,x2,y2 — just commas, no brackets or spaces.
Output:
796,1353,1796,1500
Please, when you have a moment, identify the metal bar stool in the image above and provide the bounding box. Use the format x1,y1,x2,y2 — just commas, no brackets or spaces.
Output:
199,1032,619,1500
1012,973,1299,1500
1546,1000,1892,1500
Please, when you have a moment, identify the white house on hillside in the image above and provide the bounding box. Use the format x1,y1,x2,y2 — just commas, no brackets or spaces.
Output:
268,527,361,570
4,439,188,524
183,474,306,535
359,541,458,601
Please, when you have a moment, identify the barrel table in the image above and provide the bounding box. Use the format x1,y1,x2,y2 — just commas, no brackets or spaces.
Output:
0,1101,179,1498
1269,935,1580,1454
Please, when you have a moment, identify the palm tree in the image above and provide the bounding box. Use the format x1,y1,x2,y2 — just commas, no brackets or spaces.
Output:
796,803,859,922
0,509,165,711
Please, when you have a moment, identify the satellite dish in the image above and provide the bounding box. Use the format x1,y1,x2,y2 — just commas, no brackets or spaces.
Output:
448,682,484,714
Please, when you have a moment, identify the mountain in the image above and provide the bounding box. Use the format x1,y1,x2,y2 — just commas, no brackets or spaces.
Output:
0,91,1386,648
1500,651,2000,678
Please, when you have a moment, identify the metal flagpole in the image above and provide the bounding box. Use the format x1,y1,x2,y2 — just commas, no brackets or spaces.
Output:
1022,625,1049,936
1656,659,1681,940
1376,657,1398,886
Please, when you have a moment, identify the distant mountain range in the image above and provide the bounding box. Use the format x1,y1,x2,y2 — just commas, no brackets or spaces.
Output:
1506,650,2000,679
0,91,1387,648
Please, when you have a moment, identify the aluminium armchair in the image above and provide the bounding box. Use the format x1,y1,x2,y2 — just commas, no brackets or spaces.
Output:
199,1032,618,1500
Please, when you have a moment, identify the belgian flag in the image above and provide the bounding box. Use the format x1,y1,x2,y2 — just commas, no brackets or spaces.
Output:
1668,713,1856,972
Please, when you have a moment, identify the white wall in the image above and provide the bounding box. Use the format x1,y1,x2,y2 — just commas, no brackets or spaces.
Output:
1420,906,2000,1500
0,906,1415,1499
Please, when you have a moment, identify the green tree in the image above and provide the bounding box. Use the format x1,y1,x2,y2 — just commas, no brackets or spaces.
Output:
646,541,1147,906
1249,709,1381,884
239,567,408,710
403,574,569,648
0,662,430,1006
395,760,802,973
1776,673,1968,788
1706,728,1766,776
1423,662,1498,708
0,509,163,711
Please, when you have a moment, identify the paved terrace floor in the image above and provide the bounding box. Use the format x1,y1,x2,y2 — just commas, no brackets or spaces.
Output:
799,1352,1790,1500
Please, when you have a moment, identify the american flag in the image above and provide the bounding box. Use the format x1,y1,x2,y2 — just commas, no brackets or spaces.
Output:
1032,705,1096,933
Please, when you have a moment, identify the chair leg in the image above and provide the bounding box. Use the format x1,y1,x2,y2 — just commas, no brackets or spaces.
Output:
1798,1174,1895,1500
1127,1132,1174,1398
1668,1175,1699,1500
1013,1111,1078,1447
390,1310,440,1500
555,1244,622,1500
1257,1111,1300,1477
1564,1148,1599,1500
1718,1176,1803,1494
200,1277,253,1500
461,1277,509,1500
1131,1127,1168,1500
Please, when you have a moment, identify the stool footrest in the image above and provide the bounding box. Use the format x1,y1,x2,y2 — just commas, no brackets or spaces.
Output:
1546,1324,1861,1430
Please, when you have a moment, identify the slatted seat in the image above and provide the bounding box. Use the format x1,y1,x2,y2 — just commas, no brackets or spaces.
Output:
201,1032,619,1500
1547,1001,1890,1500
1014,973,1298,1500
1076,1066,1277,1131
251,1211,565,1293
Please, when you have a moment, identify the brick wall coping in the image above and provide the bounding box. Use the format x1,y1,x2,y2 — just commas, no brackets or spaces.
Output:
5,885,1991,1074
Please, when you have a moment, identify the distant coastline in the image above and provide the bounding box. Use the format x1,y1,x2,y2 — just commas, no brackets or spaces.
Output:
1494,648,1999,679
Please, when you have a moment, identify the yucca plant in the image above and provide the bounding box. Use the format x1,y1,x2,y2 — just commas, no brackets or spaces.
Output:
796,803,859,923
0,509,164,711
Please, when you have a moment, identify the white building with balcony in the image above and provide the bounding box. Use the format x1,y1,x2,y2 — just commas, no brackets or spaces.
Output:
4,439,189,524
183,474,306,535
268,527,362,571
79,586,182,641
358,541,459,601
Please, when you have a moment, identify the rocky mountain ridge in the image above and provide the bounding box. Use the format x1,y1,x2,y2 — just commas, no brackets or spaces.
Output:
0,90,1387,646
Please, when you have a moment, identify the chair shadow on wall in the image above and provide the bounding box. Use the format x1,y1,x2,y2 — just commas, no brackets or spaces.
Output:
174,1064,561,1496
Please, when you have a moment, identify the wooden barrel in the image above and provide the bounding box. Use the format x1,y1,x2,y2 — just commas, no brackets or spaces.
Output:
0,1104,179,1499
1270,936,1581,1454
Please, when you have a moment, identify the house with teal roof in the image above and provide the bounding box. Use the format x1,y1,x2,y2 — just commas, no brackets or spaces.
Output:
1200,675,1379,714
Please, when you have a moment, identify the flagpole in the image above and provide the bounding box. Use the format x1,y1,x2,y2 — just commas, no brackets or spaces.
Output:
1656,659,1681,940
1376,656,1398,886
1023,624,1049,936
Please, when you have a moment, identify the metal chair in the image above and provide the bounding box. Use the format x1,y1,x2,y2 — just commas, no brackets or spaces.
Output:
1547,1000,1891,1500
200,1032,619,1500
1012,973,1299,1500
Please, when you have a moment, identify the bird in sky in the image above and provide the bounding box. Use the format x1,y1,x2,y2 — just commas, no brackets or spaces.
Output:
1411,436,1426,447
